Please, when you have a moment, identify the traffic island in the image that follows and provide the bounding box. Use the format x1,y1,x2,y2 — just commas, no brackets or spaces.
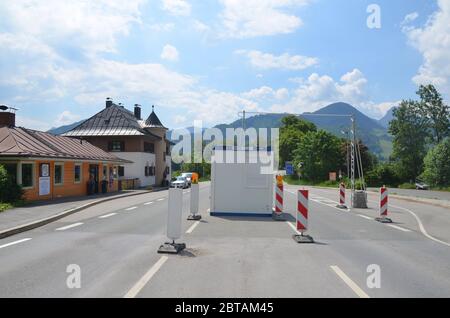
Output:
187,214,202,221
158,241,186,254
293,234,315,244
375,217,393,224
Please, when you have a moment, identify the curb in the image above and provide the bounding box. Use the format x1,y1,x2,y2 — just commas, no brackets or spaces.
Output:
0,189,163,240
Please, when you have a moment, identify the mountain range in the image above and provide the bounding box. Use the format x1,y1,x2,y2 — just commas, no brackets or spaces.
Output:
48,102,394,160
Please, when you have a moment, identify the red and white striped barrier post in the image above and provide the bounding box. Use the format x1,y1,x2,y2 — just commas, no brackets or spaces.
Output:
273,183,284,220
272,175,285,221
336,182,348,209
375,186,392,223
293,189,314,243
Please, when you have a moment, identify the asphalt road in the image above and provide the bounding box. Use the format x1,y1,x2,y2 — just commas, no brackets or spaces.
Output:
0,182,449,298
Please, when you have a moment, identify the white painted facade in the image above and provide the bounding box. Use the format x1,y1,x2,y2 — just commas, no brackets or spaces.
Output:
116,152,156,187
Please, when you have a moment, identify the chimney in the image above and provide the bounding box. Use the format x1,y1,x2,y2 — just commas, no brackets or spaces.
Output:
0,105,16,127
134,104,141,120
106,97,113,108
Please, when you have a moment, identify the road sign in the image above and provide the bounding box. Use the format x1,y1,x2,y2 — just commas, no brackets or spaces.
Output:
286,162,294,175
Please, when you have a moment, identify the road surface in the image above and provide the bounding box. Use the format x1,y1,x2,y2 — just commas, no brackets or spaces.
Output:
0,183,449,298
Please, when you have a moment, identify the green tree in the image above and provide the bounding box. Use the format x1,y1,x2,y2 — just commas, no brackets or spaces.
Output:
421,138,450,187
416,85,450,143
292,130,344,182
279,115,316,168
389,100,429,181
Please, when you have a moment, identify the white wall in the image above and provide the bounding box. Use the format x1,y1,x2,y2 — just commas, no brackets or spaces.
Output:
211,150,274,215
115,152,156,187
165,155,171,182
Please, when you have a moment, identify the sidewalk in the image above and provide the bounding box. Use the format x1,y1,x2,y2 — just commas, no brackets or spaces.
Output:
0,188,167,239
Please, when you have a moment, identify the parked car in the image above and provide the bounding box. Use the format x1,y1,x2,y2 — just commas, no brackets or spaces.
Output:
415,180,429,190
170,176,189,189
181,172,193,186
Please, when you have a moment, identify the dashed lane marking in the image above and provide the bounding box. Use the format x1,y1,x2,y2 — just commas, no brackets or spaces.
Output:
124,256,168,298
55,222,84,231
0,238,32,249
330,265,370,298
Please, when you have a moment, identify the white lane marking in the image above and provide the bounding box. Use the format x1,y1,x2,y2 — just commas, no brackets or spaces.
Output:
357,214,373,220
156,198,165,202
387,224,411,232
125,206,137,211
367,199,450,247
55,222,83,231
286,190,350,213
330,265,370,298
286,221,301,235
186,221,200,234
124,256,168,298
144,202,154,206
99,213,117,219
0,238,32,249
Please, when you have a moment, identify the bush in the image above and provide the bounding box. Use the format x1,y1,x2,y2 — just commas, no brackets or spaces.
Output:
365,163,401,187
0,165,23,203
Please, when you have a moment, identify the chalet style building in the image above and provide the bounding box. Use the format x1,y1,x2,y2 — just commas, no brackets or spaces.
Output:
63,98,171,187
0,106,129,201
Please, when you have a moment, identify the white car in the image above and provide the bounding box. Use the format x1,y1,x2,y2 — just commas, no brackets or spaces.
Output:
181,172,193,186
170,176,189,189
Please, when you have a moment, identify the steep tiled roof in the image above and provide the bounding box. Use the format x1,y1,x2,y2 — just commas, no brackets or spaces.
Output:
63,104,161,138
0,126,130,163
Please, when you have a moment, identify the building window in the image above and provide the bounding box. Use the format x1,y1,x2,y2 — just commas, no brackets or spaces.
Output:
74,164,82,183
21,163,34,188
4,164,17,184
108,141,125,152
145,166,155,177
54,163,64,186
118,166,125,177
144,142,155,153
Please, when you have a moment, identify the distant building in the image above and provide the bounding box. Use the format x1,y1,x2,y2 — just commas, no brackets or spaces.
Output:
0,106,129,201
63,98,171,187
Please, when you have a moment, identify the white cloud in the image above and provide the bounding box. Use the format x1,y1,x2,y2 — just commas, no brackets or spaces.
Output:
237,50,318,71
193,20,210,32
404,0,450,98
160,44,179,62
149,23,175,32
271,69,391,118
361,101,401,119
401,12,419,29
161,0,191,16
16,115,53,131
242,86,289,101
173,115,188,126
0,0,144,56
219,0,309,38
54,110,82,127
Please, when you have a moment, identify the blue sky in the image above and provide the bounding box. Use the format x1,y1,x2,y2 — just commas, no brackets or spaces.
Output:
0,0,448,131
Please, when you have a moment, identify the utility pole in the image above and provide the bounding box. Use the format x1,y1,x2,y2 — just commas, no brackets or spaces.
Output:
350,115,356,207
